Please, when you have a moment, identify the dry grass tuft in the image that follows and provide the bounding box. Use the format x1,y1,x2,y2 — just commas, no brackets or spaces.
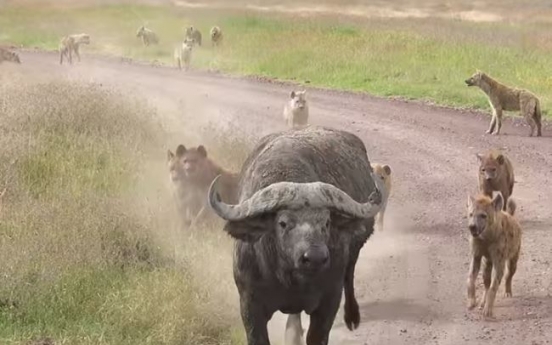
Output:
0,78,245,344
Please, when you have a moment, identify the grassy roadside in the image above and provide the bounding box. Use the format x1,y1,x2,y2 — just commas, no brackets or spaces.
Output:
0,73,245,344
2,4,552,116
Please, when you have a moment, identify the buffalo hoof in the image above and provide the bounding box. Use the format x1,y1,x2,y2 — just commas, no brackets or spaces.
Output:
344,299,360,331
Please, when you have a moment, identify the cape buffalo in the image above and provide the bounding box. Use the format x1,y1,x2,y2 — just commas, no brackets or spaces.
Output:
208,126,383,345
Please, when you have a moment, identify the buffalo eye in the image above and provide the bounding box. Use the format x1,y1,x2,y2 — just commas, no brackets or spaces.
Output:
325,219,330,229
278,221,287,229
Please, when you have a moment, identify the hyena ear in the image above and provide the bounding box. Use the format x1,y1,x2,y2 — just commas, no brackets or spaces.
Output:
492,192,504,212
176,144,187,157
290,91,296,99
467,194,474,208
496,154,504,165
167,149,175,161
476,153,484,162
383,165,391,175
197,145,208,158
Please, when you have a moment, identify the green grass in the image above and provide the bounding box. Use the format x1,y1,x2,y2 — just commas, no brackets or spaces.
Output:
0,76,245,345
2,3,552,116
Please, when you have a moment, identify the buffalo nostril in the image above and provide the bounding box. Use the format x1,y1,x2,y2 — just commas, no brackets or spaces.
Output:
299,246,329,269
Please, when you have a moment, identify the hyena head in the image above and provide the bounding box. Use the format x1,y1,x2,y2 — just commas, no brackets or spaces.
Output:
78,34,91,45
465,70,484,87
8,51,21,64
183,38,194,50
167,145,209,181
371,163,392,190
290,90,308,111
210,26,220,38
467,193,503,238
477,151,505,181
185,26,195,36
167,145,187,183
136,26,145,37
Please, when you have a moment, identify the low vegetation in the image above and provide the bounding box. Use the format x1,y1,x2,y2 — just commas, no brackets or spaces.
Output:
2,3,552,116
0,75,245,345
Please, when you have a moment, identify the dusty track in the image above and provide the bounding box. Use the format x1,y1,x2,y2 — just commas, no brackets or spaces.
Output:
10,50,552,345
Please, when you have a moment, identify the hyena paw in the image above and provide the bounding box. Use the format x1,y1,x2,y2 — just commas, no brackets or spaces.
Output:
467,299,477,310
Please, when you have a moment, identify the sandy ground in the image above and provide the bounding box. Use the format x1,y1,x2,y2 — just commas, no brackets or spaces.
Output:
4,50,552,345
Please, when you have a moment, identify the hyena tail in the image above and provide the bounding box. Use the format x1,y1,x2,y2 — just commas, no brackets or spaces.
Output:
506,198,516,216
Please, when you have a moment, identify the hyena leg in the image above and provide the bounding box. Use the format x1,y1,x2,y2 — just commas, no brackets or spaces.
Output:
467,255,482,309
536,117,543,137
74,45,81,62
187,205,206,231
505,253,519,297
285,313,304,345
479,257,492,309
486,106,498,134
493,108,503,135
68,47,73,65
59,50,64,65
482,258,505,318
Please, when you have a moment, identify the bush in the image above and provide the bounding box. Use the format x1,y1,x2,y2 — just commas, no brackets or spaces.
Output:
0,79,244,345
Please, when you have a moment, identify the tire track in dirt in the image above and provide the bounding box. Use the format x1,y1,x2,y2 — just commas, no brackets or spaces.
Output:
10,50,552,345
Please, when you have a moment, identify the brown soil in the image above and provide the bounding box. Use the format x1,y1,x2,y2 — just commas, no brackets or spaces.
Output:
11,50,552,345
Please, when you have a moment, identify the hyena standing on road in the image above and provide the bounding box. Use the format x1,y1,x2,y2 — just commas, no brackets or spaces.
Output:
466,192,522,319
476,150,515,211
283,90,309,129
59,33,91,65
465,70,543,137
174,38,194,71
371,163,392,231
136,26,159,46
210,26,223,47
185,26,202,47
167,144,238,230
0,47,21,64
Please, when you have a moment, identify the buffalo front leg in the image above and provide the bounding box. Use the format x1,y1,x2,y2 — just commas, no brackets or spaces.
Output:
306,289,343,345
344,240,364,330
240,295,271,345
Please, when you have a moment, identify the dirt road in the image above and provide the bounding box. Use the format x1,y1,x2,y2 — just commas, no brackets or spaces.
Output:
11,50,552,345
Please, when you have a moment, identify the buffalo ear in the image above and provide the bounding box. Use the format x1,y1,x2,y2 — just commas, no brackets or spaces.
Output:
331,213,365,232
223,216,273,242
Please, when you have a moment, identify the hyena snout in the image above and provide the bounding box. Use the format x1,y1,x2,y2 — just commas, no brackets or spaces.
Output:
468,223,478,236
